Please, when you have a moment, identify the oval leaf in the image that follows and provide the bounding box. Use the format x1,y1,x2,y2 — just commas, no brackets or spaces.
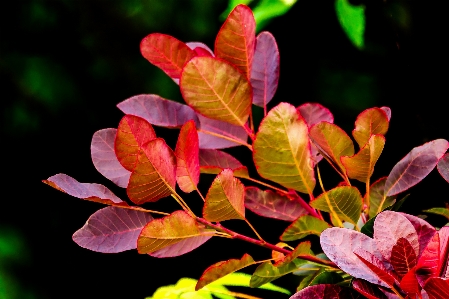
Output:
215,4,256,78
197,114,248,149
253,102,315,194
203,169,245,222
352,107,389,148
175,120,200,193
149,233,213,258
91,128,131,188
117,94,200,128
140,33,196,80
437,153,449,183
250,261,298,288
281,215,331,241
199,149,249,178
180,57,252,127
297,103,334,128
73,206,153,253
290,284,364,299
250,31,279,109
384,139,449,196
391,238,417,278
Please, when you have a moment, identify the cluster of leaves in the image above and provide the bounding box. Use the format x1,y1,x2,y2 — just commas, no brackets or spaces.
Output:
43,4,449,299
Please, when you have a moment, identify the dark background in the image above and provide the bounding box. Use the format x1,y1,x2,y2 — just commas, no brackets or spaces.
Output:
1,0,448,298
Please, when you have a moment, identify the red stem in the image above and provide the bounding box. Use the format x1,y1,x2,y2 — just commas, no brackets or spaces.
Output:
291,191,321,219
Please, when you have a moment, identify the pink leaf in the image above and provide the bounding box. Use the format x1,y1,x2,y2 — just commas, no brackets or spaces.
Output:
72,206,152,253
199,149,249,178
437,153,449,183
244,187,308,221
91,128,131,188
140,33,196,79
297,103,334,127
423,277,449,299
290,284,364,299
384,139,449,196
197,114,248,149
149,234,213,258
175,120,200,193
436,227,449,278
117,94,200,128
400,213,436,257
186,42,214,57
250,31,279,109
353,248,397,286
390,238,417,279
416,232,440,279
352,279,388,299
380,107,391,121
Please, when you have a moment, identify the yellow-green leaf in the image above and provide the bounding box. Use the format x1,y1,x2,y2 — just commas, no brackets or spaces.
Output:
250,260,299,288
368,177,396,219
281,215,331,241
274,241,313,267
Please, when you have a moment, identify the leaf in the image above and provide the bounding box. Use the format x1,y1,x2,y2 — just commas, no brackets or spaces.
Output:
147,277,214,299
309,271,344,286
140,33,196,80
281,215,331,241
199,149,249,178
196,254,255,290
91,128,131,188
186,42,214,57
368,177,396,219
424,277,449,299
251,0,298,31
137,210,214,255
149,233,213,258
253,102,315,194
390,238,417,279
384,139,449,196
341,135,385,183
215,4,255,79
290,284,364,299
335,0,365,49
352,279,388,299
310,186,363,225
437,153,449,183
115,115,157,172
400,267,420,297
117,94,200,128
203,169,245,222
250,261,299,288
423,206,449,221
320,227,388,286
180,57,252,127
72,206,152,253
274,241,312,267
43,173,126,206
380,107,391,121
309,121,354,175
197,114,248,149
244,187,308,221
353,248,397,286
400,213,436,257
297,103,334,128
127,138,176,204
416,231,440,278
352,108,389,149
250,31,279,109
175,120,200,193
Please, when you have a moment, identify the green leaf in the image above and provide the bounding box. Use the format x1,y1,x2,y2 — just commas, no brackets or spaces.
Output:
281,215,330,241
250,260,301,288
335,0,365,49
368,177,396,219
252,0,298,31
423,206,449,221
274,241,313,267
253,102,315,194
310,271,344,286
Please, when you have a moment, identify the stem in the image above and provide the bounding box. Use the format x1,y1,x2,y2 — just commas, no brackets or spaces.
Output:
244,218,265,242
170,193,195,218
317,165,344,228
291,191,321,219
198,129,253,150
365,179,371,212
113,204,169,216
196,188,206,202
243,124,255,141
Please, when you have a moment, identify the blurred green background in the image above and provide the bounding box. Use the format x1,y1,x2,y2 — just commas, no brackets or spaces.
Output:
1,1,448,298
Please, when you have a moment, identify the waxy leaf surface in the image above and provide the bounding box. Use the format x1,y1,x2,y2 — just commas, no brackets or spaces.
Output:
250,261,298,288
424,277,449,299
244,187,307,221
215,4,255,78
341,135,385,183
203,169,245,222
72,206,152,253
137,211,213,255
127,138,176,204
140,33,196,79
43,173,125,205
368,177,396,219
197,114,248,149
180,57,252,127
186,42,214,57
384,139,449,196
199,149,248,178
297,103,334,128
115,115,156,172
117,94,200,128
253,102,315,194
250,31,279,109
437,153,449,183
281,215,331,241
175,120,200,193
391,238,417,278
352,107,389,148
91,128,130,188
310,186,363,225
196,254,255,290
352,279,388,299
290,284,363,299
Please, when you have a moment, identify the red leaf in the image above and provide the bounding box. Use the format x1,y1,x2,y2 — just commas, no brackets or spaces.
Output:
400,213,436,257
43,173,126,206
416,232,440,278
115,115,157,172
352,279,388,299
290,284,364,299
424,277,449,299
353,248,397,287
384,139,449,196
175,120,200,193
186,42,214,57
391,238,417,279
437,227,449,278
400,267,420,297
250,31,279,109
91,128,131,188
437,153,449,183
72,206,152,253
244,187,308,221
140,33,196,80
197,114,248,149
127,138,176,204
117,94,200,128
198,148,249,178
297,103,334,128
149,233,213,258
215,4,256,79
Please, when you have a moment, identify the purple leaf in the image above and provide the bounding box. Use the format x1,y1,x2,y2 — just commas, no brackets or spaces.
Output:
197,114,248,149
380,106,391,121
437,153,449,183
117,94,200,128
244,187,308,221
186,42,214,57
149,234,213,258
384,139,449,196
353,248,397,286
297,103,334,127
399,213,436,257
72,206,152,253
91,128,131,188
250,31,280,110
290,284,364,299
199,149,248,178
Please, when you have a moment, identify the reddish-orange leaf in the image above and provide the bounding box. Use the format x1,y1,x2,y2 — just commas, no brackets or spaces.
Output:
214,4,256,78
352,107,389,148
175,120,200,193
416,231,440,277
400,267,420,297
127,138,176,204
115,115,156,172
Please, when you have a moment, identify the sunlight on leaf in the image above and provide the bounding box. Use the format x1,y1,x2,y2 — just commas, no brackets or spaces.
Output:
335,0,365,49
